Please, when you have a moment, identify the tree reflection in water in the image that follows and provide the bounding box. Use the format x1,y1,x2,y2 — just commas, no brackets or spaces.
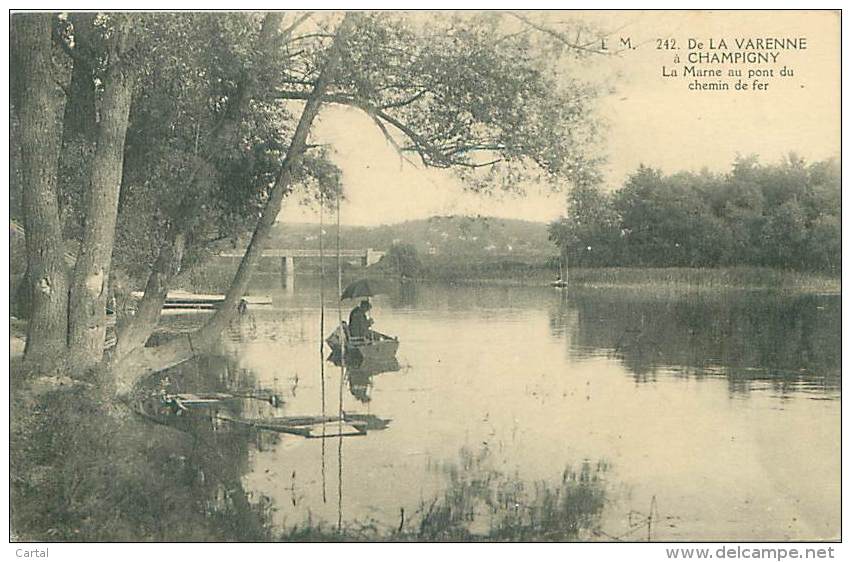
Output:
549,288,840,396
11,353,278,541
415,447,609,541
14,347,607,541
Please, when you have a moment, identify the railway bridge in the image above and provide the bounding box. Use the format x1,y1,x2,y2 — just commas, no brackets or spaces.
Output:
217,247,386,277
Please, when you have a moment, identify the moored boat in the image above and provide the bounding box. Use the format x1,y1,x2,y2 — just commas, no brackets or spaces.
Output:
129,290,273,309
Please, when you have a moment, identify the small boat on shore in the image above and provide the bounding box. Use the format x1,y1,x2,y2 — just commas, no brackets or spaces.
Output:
326,324,400,367
129,290,272,309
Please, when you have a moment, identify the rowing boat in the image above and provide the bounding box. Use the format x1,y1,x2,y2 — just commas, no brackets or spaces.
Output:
326,324,399,367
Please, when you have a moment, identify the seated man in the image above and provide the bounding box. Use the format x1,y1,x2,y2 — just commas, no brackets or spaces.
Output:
348,299,374,339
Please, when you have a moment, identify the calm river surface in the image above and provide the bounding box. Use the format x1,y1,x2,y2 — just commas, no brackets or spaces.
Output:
161,275,840,541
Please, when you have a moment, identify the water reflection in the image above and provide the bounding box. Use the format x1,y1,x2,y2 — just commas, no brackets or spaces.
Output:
395,280,419,308
140,278,839,540
329,356,401,403
137,350,609,541
415,447,609,541
550,288,840,396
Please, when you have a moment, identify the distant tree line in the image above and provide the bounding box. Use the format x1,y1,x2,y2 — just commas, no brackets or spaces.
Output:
549,155,840,273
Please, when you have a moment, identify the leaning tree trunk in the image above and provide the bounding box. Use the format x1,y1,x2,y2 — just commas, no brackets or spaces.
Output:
67,18,135,370
111,14,354,396
11,14,70,363
112,231,186,359
112,12,286,362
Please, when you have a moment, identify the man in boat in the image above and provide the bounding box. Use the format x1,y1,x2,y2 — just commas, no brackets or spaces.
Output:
348,299,374,340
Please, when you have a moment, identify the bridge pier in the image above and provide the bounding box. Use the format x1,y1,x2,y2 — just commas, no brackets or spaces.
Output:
281,256,295,286
364,248,385,266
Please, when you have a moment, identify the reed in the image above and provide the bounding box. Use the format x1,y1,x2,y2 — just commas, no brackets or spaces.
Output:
277,448,609,542
409,262,839,292
566,266,840,293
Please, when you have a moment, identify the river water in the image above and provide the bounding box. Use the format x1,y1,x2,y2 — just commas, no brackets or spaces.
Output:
158,275,840,541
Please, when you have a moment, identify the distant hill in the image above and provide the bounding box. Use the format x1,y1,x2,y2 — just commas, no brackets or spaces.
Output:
268,216,555,260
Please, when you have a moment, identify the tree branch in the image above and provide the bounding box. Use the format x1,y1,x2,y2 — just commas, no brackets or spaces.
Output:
288,32,336,43
281,12,313,38
379,88,429,110
275,90,507,170
366,112,419,168
506,12,613,56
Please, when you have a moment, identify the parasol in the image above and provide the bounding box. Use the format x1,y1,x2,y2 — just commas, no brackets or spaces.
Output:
340,278,389,300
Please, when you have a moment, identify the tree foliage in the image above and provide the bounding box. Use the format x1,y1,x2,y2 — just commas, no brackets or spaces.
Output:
278,12,601,190
49,11,600,289
11,10,603,380
549,156,840,272
381,243,422,279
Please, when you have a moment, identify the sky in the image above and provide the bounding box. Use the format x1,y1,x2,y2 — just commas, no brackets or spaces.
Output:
278,10,840,226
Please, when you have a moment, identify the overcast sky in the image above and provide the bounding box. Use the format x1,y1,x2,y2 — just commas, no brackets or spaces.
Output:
278,10,839,226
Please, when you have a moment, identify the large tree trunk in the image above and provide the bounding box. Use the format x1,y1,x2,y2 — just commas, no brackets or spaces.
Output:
111,14,353,396
61,13,97,143
57,13,98,241
112,13,285,362
11,14,70,363
67,17,135,370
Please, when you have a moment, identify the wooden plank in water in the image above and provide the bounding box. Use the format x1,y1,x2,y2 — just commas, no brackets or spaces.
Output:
268,415,342,427
303,422,367,438
247,420,365,438
217,415,366,438
178,392,238,400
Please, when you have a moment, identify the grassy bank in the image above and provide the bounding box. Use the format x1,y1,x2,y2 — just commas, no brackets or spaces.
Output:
400,262,840,293
563,267,840,293
185,255,839,293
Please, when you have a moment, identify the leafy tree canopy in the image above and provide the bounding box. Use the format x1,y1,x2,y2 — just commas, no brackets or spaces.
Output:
551,155,840,272
45,11,602,285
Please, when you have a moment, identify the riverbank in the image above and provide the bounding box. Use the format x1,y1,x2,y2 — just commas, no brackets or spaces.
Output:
553,267,840,293
187,257,839,294
398,265,840,293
